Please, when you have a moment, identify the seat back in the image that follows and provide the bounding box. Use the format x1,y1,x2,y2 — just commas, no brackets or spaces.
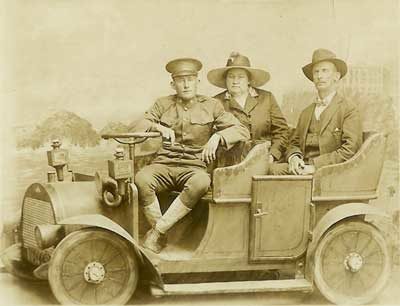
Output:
363,131,377,142
312,131,386,201
212,142,271,201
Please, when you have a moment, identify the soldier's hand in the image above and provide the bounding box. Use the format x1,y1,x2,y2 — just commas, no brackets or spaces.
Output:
155,124,175,144
201,134,221,164
288,155,305,175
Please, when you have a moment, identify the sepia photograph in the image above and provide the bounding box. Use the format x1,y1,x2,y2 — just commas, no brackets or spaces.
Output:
1,0,399,305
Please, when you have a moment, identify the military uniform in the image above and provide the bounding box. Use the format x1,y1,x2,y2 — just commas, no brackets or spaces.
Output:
140,94,249,168
135,94,250,208
136,57,250,253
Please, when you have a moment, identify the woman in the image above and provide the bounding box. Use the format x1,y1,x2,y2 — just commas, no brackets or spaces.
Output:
208,52,288,165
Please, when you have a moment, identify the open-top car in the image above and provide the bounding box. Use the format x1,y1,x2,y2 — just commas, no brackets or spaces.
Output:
1,131,392,305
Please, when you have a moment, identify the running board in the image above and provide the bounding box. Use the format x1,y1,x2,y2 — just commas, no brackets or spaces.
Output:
150,279,313,296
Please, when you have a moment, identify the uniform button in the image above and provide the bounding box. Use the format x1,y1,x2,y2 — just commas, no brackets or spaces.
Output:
184,107,188,111
183,133,187,136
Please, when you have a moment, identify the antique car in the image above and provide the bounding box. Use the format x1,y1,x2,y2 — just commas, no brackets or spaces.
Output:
1,131,392,305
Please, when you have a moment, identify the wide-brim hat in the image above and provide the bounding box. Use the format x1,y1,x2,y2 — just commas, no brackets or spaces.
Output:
166,58,202,78
207,52,270,88
302,48,348,81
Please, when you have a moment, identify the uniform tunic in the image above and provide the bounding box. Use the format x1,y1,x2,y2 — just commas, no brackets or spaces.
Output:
140,94,250,168
135,94,250,208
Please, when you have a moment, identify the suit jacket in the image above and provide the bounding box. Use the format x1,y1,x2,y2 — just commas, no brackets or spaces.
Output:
286,93,362,169
214,89,288,160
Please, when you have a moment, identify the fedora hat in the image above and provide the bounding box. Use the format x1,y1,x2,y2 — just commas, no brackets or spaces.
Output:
302,49,348,81
207,52,270,88
166,58,202,78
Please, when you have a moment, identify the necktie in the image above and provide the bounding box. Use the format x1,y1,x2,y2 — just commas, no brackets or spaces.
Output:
315,97,327,106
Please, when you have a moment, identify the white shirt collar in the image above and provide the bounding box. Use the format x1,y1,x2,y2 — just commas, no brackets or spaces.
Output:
314,91,336,120
316,91,336,107
235,93,249,108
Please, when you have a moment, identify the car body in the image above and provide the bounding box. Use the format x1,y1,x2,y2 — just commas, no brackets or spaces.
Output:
1,131,392,305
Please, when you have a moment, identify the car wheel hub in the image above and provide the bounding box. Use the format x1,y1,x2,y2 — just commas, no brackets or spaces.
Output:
344,252,363,272
84,261,105,283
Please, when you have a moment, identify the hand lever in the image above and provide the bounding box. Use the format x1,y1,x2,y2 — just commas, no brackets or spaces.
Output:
254,208,268,217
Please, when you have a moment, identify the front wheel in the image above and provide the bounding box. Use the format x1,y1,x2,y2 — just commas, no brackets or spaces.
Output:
48,228,139,305
314,221,391,305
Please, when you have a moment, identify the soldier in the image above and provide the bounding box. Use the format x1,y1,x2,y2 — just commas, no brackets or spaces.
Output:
270,48,362,175
208,52,288,165
135,58,250,253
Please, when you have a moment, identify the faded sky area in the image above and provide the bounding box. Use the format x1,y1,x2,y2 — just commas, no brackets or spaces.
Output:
1,0,399,131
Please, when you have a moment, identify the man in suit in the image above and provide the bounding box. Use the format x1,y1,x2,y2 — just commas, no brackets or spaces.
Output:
135,58,250,253
270,48,362,175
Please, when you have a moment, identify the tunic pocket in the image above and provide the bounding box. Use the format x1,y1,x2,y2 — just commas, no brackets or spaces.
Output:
190,113,213,125
190,113,214,145
160,112,177,127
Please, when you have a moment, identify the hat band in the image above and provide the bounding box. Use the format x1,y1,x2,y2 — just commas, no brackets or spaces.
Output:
227,62,251,68
172,70,198,78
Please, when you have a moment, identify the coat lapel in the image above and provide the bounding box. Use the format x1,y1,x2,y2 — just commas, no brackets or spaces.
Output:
300,104,315,152
227,98,245,113
319,93,342,134
244,95,259,114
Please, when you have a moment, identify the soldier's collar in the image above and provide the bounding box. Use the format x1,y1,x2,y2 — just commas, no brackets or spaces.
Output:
175,95,207,104
224,87,258,100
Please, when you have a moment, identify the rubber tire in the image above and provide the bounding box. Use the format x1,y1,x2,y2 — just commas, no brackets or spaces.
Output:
314,221,390,305
48,228,139,305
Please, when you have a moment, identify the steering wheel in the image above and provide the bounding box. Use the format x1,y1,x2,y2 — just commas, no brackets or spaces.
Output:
101,132,161,145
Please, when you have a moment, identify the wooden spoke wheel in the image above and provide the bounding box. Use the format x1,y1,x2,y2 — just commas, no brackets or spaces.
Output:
314,221,391,305
48,228,139,305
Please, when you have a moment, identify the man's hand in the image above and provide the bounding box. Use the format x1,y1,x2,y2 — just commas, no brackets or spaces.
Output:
201,134,221,164
300,165,315,175
155,124,175,144
288,155,305,175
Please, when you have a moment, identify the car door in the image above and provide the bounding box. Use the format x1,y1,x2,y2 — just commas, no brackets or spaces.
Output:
249,175,312,261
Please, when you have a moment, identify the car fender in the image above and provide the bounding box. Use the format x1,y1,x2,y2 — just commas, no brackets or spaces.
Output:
305,203,390,279
57,214,163,286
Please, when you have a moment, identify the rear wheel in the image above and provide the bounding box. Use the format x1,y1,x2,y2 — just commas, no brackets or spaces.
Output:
314,221,390,304
48,228,139,305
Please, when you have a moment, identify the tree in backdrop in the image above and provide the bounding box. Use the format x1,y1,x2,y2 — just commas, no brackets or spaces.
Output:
16,111,100,149
99,121,129,135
